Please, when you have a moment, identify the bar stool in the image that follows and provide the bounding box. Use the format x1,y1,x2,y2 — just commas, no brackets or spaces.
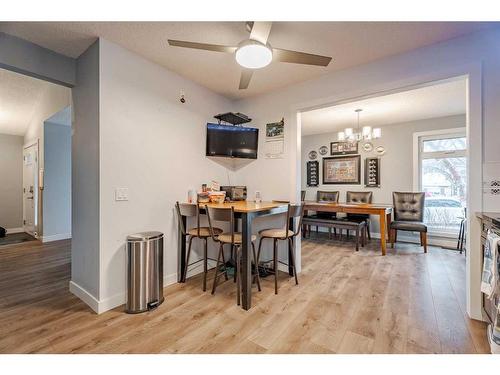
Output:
257,203,305,294
175,202,223,291
205,205,260,305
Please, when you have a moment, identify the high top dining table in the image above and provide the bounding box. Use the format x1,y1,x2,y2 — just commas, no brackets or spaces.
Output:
303,201,393,255
177,201,291,310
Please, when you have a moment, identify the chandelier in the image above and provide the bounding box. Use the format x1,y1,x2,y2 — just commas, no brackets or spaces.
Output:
338,109,381,142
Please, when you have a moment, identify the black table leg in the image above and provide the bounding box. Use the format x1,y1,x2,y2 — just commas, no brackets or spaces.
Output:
288,216,295,276
241,212,254,310
178,215,187,283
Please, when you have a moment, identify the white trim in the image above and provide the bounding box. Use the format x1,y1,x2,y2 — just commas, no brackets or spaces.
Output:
412,127,467,191
5,227,24,234
69,281,100,313
41,233,72,242
295,62,483,320
73,270,182,315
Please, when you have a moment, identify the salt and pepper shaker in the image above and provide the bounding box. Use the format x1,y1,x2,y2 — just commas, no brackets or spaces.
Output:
255,191,262,203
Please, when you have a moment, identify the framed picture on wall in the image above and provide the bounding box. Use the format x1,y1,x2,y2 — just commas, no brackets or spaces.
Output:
330,141,358,155
322,155,361,184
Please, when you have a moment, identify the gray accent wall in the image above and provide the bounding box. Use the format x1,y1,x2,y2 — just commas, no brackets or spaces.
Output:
0,134,23,229
71,40,100,300
0,32,76,87
43,121,71,239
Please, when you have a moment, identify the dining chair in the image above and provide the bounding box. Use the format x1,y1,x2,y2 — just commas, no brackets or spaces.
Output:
301,190,306,201
205,205,260,305
257,203,305,294
390,192,428,253
175,202,223,291
345,191,373,240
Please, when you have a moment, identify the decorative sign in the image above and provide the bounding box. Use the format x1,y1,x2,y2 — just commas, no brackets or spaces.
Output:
308,150,318,160
365,157,381,187
323,155,361,185
307,161,319,187
330,141,358,155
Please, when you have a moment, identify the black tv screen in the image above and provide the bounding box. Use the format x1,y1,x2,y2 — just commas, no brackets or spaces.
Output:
206,123,259,159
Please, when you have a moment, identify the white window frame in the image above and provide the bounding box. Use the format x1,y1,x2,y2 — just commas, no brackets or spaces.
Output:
412,127,467,236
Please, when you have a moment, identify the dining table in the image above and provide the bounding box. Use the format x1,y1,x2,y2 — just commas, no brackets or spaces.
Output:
302,201,393,255
177,200,292,310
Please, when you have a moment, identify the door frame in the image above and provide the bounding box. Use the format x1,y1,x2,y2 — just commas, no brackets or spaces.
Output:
294,62,482,321
22,139,40,237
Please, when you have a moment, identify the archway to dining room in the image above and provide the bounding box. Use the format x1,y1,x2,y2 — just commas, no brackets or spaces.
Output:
293,75,489,353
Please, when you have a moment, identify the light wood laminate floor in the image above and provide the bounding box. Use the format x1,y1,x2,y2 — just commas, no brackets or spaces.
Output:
0,236,489,354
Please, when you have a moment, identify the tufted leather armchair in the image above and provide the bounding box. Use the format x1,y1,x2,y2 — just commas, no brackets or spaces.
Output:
390,192,427,252
346,191,373,239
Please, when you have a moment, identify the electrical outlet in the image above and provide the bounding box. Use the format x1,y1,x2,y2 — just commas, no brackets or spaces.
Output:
115,188,129,201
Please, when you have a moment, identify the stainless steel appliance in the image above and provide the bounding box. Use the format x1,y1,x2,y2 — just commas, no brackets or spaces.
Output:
220,186,247,201
126,231,164,314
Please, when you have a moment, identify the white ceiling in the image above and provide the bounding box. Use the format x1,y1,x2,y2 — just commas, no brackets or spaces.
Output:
0,68,56,136
0,22,496,99
301,78,466,136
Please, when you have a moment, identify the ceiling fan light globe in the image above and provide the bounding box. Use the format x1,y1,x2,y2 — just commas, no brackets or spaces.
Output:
235,41,273,69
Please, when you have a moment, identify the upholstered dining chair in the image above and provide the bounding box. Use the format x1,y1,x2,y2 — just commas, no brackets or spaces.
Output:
346,191,373,239
257,203,305,294
175,202,223,291
205,205,260,305
390,192,428,252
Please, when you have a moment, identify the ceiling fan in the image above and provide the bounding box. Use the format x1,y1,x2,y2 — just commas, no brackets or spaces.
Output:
167,22,332,90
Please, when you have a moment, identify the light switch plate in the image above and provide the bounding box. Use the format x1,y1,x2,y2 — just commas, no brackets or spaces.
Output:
115,188,129,201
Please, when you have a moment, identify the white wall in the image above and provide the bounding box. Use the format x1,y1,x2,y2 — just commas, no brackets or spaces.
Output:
43,121,71,241
97,39,234,310
0,133,23,230
301,114,466,234
233,27,500,320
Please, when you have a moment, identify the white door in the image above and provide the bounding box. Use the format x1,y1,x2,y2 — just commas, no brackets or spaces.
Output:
23,143,38,236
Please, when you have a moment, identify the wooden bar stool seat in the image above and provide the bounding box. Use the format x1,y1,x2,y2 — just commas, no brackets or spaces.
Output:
217,233,257,244
258,229,294,239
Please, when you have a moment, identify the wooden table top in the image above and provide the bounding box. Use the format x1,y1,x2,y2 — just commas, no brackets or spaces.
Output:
303,200,392,214
199,200,288,213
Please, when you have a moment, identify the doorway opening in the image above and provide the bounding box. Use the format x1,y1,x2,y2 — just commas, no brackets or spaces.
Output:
0,68,72,247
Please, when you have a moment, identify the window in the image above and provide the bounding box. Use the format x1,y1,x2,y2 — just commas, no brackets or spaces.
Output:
416,130,467,235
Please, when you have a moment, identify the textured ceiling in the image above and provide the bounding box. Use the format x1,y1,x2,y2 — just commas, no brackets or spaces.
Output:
301,78,466,136
0,22,496,99
0,68,56,136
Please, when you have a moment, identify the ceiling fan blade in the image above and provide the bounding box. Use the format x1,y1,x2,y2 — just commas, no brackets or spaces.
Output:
249,22,273,45
168,39,237,54
273,48,332,67
239,69,254,90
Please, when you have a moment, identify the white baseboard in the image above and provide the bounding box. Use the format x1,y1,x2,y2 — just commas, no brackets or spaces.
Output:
41,233,72,243
71,271,185,315
6,227,24,234
311,227,458,249
69,281,100,313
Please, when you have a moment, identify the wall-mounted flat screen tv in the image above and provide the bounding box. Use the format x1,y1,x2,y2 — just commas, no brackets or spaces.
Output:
206,123,259,159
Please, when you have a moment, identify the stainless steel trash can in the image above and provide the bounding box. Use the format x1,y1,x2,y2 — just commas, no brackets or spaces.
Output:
126,231,164,313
